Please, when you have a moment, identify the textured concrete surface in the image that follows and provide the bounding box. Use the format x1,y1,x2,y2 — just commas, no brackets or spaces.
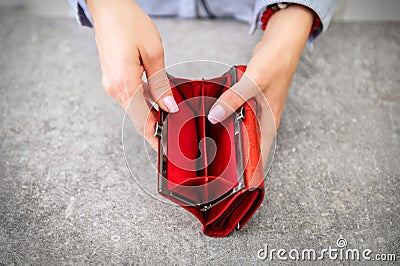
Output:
0,12,399,265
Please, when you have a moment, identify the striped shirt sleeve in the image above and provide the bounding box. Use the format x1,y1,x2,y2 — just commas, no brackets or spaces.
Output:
68,0,93,27
250,0,337,39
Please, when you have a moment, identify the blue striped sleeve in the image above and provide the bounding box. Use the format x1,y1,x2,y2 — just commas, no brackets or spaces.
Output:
250,0,337,40
68,0,93,27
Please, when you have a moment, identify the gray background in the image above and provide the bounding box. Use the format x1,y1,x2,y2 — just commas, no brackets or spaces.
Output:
1,1,399,265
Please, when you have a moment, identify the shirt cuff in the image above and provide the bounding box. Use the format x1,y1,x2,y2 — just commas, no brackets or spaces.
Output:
68,0,93,27
249,0,337,40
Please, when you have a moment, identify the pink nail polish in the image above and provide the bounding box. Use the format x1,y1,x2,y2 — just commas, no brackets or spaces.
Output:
163,96,179,113
208,105,226,124
208,117,219,125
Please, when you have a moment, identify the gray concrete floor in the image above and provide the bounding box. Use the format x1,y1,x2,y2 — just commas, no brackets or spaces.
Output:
0,12,399,265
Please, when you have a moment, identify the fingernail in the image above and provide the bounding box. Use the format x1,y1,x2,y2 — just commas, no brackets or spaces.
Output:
208,104,226,124
163,96,179,113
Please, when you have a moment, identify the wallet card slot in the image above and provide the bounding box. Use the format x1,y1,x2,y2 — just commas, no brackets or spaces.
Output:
173,81,202,115
165,86,200,190
200,78,226,178
204,72,238,189
198,78,209,177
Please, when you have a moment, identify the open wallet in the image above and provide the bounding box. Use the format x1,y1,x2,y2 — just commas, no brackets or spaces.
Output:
154,65,265,237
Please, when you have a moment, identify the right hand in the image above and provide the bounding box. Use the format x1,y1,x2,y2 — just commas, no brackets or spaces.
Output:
87,0,179,148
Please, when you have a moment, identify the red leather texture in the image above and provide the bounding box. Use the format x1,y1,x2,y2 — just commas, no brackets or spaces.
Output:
157,66,264,237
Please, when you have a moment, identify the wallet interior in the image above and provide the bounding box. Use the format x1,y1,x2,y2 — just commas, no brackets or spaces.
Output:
158,74,244,208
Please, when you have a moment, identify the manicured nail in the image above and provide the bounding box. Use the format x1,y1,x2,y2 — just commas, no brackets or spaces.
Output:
208,104,226,124
163,96,179,113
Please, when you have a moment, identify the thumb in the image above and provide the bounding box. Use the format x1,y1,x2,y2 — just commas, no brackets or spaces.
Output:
208,73,260,124
141,48,179,113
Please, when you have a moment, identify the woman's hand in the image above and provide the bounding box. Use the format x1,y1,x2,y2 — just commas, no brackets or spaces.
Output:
207,5,314,161
208,5,314,129
87,0,178,148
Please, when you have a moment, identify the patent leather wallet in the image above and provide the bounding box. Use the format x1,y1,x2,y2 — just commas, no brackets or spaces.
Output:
155,65,264,237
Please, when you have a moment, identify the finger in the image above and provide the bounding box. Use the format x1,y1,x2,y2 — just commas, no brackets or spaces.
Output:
141,46,179,113
101,66,144,110
126,83,158,150
207,74,261,124
123,64,145,106
111,89,126,107
144,108,159,150
142,82,158,110
102,76,125,106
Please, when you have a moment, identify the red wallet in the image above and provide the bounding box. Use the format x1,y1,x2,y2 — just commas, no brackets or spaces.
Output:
155,65,264,237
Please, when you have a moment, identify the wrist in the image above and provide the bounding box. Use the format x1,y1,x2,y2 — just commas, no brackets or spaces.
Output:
255,5,313,69
262,5,314,46
87,0,140,29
